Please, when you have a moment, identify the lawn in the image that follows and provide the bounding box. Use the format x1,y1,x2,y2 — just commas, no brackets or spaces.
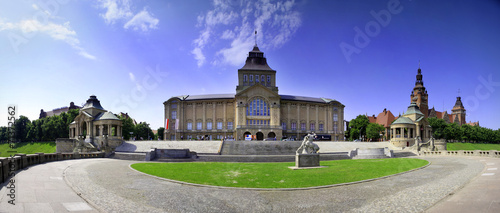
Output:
447,143,500,151
0,142,56,157
131,158,428,188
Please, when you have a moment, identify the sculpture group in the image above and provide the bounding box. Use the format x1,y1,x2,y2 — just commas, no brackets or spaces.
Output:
296,133,320,154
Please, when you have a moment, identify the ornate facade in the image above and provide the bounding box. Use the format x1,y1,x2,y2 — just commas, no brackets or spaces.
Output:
164,45,345,141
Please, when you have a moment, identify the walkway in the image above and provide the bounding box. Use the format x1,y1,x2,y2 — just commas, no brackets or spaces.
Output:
0,156,498,212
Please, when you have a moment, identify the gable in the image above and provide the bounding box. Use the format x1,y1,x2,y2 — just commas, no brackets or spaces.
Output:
235,83,279,99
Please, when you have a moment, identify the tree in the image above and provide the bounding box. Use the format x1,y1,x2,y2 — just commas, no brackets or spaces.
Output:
135,122,153,140
157,127,165,140
14,115,31,142
366,123,385,141
349,115,369,141
428,117,448,139
119,115,135,140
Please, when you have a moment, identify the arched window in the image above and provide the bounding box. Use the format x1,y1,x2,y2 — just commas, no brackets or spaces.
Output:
247,98,270,116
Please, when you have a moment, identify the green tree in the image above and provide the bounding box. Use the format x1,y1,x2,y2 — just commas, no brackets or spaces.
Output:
157,127,165,140
135,122,154,140
349,115,369,141
428,117,447,139
119,115,135,140
14,115,31,142
0,127,8,142
366,123,385,141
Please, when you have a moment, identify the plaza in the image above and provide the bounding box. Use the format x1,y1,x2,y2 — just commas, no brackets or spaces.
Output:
1,153,499,212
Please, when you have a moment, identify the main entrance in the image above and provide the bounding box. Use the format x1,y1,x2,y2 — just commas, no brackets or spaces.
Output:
256,132,264,140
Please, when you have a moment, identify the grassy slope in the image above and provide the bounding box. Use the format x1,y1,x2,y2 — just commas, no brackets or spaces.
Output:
131,158,428,188
0,142,56,157
447,143,500,151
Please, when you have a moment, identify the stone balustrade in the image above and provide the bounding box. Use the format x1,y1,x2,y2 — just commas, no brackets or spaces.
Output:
0,152,104,184
421,150,500,158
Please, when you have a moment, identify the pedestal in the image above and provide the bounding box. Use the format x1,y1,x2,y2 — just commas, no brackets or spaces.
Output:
295,153,320,168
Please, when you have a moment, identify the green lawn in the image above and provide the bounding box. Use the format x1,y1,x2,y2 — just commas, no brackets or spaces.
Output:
131,158,428,188
0,142,56,157
447,143,500,151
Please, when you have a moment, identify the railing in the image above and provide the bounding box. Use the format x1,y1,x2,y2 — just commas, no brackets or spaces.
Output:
421,150,500,157
0,152,105,184
236,125,282,129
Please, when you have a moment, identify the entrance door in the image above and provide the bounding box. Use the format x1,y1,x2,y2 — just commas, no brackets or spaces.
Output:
267,132,276,139
256,132,264,140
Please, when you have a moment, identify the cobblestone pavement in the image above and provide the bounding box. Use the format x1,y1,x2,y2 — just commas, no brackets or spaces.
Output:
0,156,491,213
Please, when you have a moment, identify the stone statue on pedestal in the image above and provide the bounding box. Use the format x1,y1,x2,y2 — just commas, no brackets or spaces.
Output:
296,132,320,154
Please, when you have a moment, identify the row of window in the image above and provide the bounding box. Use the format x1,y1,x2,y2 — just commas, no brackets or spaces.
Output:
243,74,271,83
281,122,339,132
187,122,234,130
246,119,270,126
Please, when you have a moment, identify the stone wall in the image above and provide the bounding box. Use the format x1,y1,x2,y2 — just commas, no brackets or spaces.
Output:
0,152,104,184
56,138,77,152
220,141,302,155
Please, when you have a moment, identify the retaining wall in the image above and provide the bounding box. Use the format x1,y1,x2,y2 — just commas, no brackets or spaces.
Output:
0,152,104,184
421,150,500,157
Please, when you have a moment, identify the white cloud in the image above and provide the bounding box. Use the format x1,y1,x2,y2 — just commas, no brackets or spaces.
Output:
98,0,159,32
129,72,136,81
0,19,96,60
99,0,133,24
192,0,302,67
124,9,159,32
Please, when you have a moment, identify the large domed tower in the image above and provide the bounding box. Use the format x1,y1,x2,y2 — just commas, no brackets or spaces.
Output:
410,66,429,118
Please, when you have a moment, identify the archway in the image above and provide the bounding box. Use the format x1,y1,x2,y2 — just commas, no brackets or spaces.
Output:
81,122,87,138
243,131,251,140
267,132,276,139
256,132,264,140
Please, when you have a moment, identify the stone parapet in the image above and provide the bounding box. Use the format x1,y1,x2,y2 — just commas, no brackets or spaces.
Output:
421,150,500,157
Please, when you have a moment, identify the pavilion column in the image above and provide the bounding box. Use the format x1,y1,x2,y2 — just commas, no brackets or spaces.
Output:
99,125,104,137
416,124,421,138
108,124,112,135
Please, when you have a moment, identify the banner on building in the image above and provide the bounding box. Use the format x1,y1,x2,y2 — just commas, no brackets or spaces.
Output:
165,118,169,129
175,119,179,130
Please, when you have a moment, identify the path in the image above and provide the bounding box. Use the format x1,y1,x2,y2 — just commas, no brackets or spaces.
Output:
0,156,497,212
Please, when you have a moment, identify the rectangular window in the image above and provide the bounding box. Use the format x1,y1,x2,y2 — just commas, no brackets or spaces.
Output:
333,114,338,122
282,122,286,130
291,122,297,130
256,75,259,82
171,104,177,109
261,75,265,83
334,123,338,133
301,123,306,131
217,122,222,129
187,122,192,130
319,124,324,132
227,122,233,129
267,75,271,82
250,75,253,82
310,123,315,131
171,111,177,119
207,122,212,130
243,75,247,82
197,122,202,130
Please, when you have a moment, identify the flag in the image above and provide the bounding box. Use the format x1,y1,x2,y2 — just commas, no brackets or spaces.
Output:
175,119,179,130
165,118,169,129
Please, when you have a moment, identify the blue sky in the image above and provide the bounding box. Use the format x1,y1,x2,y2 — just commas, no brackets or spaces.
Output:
1,0,499,130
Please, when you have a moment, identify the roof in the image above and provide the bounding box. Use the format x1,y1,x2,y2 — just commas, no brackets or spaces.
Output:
239,45,275,71
280,95,339,104
392,117,415,125
82,95,104,110
404,103,424,116
167,94,341,104
376,110,396,128
94,112,120,121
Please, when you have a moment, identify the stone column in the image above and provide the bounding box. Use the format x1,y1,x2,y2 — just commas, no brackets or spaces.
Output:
306,104,310,131
202,102,206,130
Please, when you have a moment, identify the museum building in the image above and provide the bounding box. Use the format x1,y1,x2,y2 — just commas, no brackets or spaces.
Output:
163,45,345,141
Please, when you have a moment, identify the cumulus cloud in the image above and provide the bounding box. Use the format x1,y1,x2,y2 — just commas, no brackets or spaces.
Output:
98,0,159,32
0,19,95,60
192,0,301,67
124,9,159,32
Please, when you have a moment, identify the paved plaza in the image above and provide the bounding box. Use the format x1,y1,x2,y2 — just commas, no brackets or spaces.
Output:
0,156,499,212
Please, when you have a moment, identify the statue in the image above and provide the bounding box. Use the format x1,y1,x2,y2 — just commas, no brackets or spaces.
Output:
296,133,320,154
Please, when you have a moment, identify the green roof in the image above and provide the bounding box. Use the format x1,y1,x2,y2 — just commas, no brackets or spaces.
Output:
94,112,119,121
392,117,415,125
404,103,424,116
